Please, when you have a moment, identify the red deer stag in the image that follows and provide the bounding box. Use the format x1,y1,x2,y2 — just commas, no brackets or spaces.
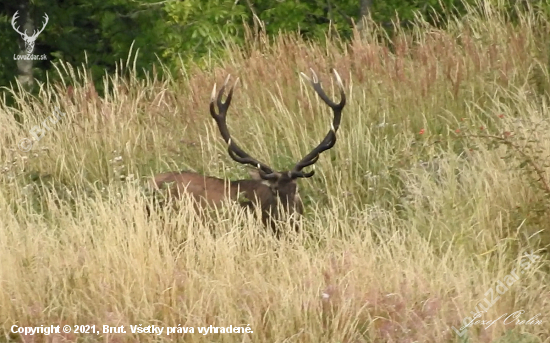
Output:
150,69,346,235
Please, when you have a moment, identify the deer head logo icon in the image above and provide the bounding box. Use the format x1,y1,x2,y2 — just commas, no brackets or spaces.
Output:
11,11,49,54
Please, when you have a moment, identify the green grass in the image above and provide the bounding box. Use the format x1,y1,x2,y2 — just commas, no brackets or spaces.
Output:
1,2,549,342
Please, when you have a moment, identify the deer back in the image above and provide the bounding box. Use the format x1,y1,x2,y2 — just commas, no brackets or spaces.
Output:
151,171,274,209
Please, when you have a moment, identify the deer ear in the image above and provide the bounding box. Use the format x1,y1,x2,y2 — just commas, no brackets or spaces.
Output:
248,169,263,180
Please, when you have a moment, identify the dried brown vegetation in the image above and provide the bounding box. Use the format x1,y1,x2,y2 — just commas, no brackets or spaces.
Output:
1,2,550,342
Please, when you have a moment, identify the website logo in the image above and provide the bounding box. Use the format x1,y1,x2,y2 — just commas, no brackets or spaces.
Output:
12,11,48,60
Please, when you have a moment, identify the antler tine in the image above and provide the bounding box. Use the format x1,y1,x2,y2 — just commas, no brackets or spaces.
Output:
291,68,346,178
209,75,276,177
32,13,49,38
11,11,25,36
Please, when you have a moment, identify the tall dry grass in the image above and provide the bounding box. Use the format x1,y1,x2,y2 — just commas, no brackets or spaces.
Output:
1,2,550,342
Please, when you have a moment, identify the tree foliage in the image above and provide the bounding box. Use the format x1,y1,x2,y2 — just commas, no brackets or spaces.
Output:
0,0,545,95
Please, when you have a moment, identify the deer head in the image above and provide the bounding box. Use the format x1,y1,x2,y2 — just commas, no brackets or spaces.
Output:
151,69,346,236
12,11,49,54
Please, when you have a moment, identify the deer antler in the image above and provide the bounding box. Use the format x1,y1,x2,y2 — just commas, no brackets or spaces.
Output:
290,68,346,178
29,13,49,39
11,11,49,39
11,11,26,36
209,75,278,179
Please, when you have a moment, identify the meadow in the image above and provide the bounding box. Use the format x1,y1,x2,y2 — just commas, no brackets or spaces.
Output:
1,2,550,342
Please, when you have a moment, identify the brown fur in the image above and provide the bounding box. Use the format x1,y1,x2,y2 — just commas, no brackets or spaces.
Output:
150,169,303,235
